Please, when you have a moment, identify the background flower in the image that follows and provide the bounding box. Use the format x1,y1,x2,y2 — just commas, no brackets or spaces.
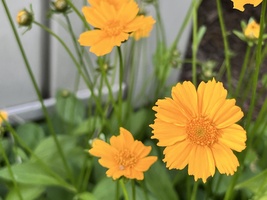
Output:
89,127,157,180
78,1,143,56
150,79,247,183
231,0,262,11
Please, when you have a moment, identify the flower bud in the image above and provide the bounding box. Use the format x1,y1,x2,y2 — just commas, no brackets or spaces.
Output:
52,0,69,13
16,9,33,27
244,19,260,39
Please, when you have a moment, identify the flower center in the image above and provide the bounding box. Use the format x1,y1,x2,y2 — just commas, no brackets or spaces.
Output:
186,116,219,146
115,149,137,170
103,20,124,36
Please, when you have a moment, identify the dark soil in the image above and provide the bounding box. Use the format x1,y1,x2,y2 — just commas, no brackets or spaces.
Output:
182,0,265,82
181,0,266,116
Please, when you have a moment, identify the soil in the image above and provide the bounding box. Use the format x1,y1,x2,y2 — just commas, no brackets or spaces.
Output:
181,0,266,115
182,0,265,81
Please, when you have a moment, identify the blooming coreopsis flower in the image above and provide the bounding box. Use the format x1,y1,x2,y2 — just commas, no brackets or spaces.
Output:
131,15,156,41
89,127,157,180
244,19,260,39
88,0,128,10
231,0,262,11
78,1,145,56
0,111,8,125
150,79,246,183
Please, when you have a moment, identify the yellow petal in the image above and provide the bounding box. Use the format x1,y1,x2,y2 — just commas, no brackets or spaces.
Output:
219,124,247,152
231,0,262,11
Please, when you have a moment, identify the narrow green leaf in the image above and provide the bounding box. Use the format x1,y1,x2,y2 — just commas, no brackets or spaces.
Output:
74,192,97,200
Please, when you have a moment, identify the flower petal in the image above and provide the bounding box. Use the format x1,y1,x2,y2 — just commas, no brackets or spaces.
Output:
219,124,246,152
231,0,262,11
212,143,239,175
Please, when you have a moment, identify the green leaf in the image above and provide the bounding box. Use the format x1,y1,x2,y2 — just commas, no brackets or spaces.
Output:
16,123,45,150
32,135,78,178
92,177,116,200
235,169,267,195
74,192,97,200
56,90,85,125
0,162,72,190
73,117,102,136
144,141,179,200
125,108,151,139
6,184,45,200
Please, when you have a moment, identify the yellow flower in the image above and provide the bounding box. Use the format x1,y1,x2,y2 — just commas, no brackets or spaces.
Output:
150,79,246,183
88,0,129,10
131,15,156,41
78,1,143,56
89,127,157,180
244,19,260,39
231,0,262,11
0,111,8,125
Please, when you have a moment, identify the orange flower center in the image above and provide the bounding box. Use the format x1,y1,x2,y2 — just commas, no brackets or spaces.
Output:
115,149,137,170
103,20,124,36
186,116,219,146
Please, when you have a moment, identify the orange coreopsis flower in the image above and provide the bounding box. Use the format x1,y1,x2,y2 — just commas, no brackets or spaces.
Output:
244,19,260,39
78,1,143,56
88,0,129,10
150,79,246,183
89,127,157,180
231,0,262,11
131,15,156,41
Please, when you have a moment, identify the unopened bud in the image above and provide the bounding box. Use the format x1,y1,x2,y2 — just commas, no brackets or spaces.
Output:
53,0,69,13
16,9,33,26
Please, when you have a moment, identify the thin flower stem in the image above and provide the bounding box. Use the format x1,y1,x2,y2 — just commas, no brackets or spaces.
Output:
119,179,129,200
117,47,124,126
244,0,266,130
64,14,91,81
154,0,166,45
141,181,149,200
0,136,23,200
192,0,200,85
33,21,105,119
116,180,120,200
216,0,232,93
224,1,267,199
190,181,199,200
131,180,136,200
1,0,74,186
65,0,91,30
235,46,251,96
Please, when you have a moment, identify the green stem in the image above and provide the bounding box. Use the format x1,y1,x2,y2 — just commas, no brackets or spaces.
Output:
119,179,129,200
65,0,91,30
1,0,74,186
0,136,23,200
131,180,136,200
33,21,105,119
154,0,166,45
64,14,91,80
216,0,232,93
235,46,251,96
117,47,124,127
192,0,200,85
190,181,199,200
141,181,149,200
116,180,120,200
244,0,266,130
224,3,267,199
